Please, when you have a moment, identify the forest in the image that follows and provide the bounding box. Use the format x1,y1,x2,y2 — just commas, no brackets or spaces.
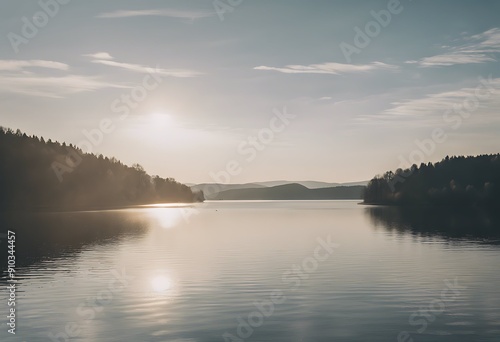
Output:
0,127,204,210
363,154,500,207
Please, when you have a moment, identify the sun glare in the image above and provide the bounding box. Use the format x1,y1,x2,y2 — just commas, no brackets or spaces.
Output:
151,275,172,293
147,208,184,229
149,112,172,127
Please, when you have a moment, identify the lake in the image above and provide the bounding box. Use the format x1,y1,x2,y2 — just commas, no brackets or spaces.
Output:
1,200,500,341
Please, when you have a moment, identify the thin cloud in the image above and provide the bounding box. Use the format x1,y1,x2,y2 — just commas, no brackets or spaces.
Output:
91,58,202,78
0,74,129,98
84,52,114,60
360,78,500,122
0,57,135,98
254,62,398,75
0,60,69,71
416,52,495,67
96,9,213,20
408,27,500,67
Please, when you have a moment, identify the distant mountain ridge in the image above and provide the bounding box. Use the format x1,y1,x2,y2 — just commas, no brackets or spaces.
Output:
190,183,267,197
252,180,369,188
211,183,365,200
191,180,368,199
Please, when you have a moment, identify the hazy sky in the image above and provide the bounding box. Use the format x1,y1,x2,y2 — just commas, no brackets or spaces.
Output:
1,0,499,184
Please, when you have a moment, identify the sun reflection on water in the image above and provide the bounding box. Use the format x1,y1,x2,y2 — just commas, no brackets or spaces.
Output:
151,275,172,293
146,208,186,229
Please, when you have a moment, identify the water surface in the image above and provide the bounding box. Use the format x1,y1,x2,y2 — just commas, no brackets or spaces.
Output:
1,201,500,341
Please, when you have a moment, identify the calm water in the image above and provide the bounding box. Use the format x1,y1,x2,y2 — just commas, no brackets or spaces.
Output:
1,201,500,341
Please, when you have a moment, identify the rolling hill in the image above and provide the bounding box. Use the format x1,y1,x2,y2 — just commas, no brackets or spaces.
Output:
190,183,267,197
211,183,365,200
191,180,369,199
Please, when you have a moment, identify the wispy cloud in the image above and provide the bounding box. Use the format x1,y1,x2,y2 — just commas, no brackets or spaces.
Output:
0,52,204,98
0,60,69,71
254,62,398,75
408,53,495,67
0,74,129,98
408,27,500,67
84,52,114,60
0,58,129,98
87,53,202,77
360,78,500,122
96,9,213,20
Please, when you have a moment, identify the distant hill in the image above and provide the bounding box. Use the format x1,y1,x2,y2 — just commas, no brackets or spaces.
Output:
211,183,365,200
364,154,500,207
251,180,339,188
336,180,370,187
190,183,266,197
191,180,369,199
252,180,369,188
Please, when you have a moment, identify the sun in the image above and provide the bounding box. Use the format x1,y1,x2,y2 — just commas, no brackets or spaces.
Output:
151,275,172,293
149,112,172,127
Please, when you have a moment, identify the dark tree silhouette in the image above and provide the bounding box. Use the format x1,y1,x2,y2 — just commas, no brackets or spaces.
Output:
0,127,204,210
363,154,500,207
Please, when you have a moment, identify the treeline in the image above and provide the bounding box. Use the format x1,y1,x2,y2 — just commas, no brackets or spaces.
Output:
0,127,204,210
364,154,500,207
